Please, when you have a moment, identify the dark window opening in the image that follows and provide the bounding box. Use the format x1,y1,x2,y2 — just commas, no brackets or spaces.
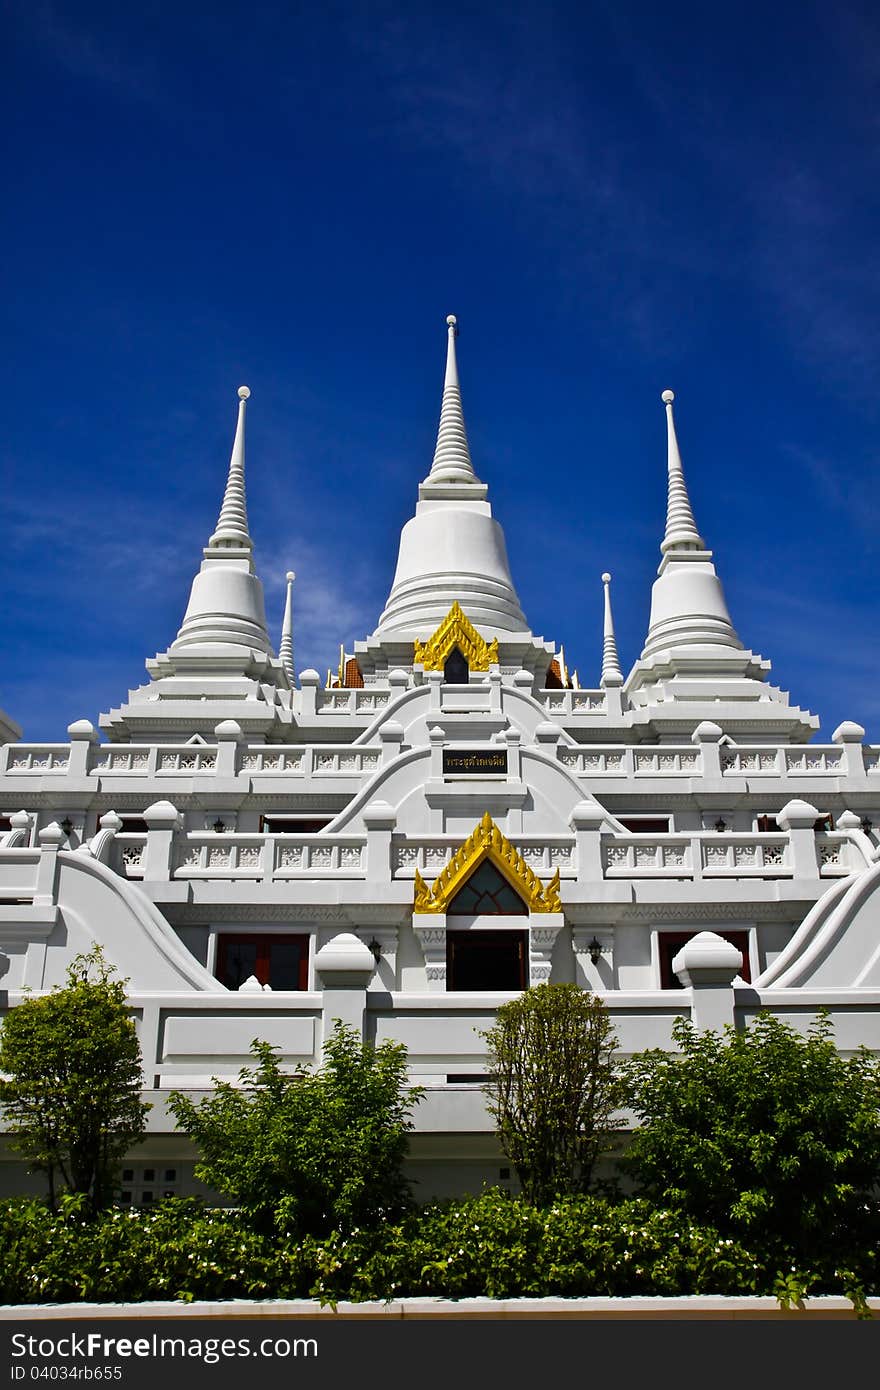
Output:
216,933,309,991
619,816,671,834
443,648,469,684
756,813,833,832
659,930,750,989
447,861,528,915
260,815,333,834
0,816,11,833
447,929,528,991
117,815,149,834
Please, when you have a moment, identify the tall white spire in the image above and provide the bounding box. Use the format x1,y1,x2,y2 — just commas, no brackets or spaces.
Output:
660,389,703,553
636,388,743,664
209,387,252,549
421,315,483,491
167,385,274,660
375,314,527,637
600,572,623,687
279,572,295,685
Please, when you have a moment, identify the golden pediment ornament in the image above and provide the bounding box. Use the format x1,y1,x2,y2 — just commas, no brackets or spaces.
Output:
413,811,562,915
413,602,499,672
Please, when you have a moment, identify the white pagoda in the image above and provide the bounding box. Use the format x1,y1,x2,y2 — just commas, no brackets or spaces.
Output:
1,317,879,1203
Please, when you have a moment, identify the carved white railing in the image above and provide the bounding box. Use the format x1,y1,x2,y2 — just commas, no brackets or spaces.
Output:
539,689,606,716
719,746,845,776
559,746,701,776
558,748,629,775
815,832,858,875
92,748,157,774
315,689,391,716
4,746,70,773
632,748,701,775
240,747,305,774
603,834,792,878
172,834,367,878
392,837,576,878
155,748,219,773
866,748,880,774
309,748,381,776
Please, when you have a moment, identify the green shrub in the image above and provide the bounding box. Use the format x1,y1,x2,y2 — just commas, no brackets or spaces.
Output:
0,947,149,1214
169,1023,423,1237
623,1012,880,1273
483,983,623,1205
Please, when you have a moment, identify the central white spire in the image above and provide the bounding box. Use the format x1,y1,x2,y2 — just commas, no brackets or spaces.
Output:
422,315,482,490
374,315,528,637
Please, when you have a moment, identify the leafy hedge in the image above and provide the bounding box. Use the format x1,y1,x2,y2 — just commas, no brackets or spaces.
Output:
2,1189,875,1309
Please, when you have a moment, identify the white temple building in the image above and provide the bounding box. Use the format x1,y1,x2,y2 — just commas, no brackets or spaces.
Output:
2,316,880,1202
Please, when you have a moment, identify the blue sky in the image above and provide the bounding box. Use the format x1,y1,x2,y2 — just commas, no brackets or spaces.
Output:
3,0,880,741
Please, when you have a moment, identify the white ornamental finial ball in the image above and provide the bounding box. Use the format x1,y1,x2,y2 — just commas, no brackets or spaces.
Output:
238,385,251,400
602,572,612,585
446,314,457,327
286,571,296,584
661,389,674,404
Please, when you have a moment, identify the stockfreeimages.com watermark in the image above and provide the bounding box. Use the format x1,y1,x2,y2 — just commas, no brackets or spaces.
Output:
11,1331,316,1370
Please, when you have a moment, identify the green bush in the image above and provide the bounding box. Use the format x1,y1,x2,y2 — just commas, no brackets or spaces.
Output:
169,1023,423,1237
299,1189,768,1304
0,947,149,1213
0,1189,874,1308
623,1012,880,1274
483,983,622,1205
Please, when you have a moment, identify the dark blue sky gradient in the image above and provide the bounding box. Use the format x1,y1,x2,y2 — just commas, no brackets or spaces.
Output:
3,1,880,740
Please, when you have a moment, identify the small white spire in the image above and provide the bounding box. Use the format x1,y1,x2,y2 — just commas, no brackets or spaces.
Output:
424,315,482,487
600,572,624,687
279,571,295,685
209,386,252,548
660,390,704,554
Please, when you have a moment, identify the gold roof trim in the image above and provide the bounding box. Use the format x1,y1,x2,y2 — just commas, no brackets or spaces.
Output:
413,811,562,915
413,601,499,672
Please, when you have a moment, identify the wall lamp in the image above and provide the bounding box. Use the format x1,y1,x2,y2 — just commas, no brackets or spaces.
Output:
212,817,227,834
713,818,728,833
587,937,604,966
368,938,382,964
60,816,74,838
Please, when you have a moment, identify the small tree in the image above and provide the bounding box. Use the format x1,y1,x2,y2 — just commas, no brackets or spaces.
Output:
0,946,149,1214
623,1012,880,1264
483,982,622,1206
169,1021,423,1236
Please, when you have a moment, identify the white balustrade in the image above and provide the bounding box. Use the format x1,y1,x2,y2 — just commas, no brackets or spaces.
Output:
315,689,390,716
632,748,701,775
4,746,70,773
115,834,147,877
602,833,792,879
558,748,629,775
240,747,304,774
540,690,606,716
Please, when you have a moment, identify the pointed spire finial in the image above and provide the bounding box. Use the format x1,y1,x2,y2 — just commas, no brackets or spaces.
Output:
209,386,253,549
600,572,624,687
423,314,482,487
660,389,704,554
279,571,295,685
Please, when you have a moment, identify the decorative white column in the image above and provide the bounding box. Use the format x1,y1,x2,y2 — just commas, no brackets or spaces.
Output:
314,932,375,1046
673,931,743,1031
364,801,396,883
570,801,605,882
142,800,182,881
379,720,404,766
66,719,98,778
413,915,447,991
34,822,65,906
777,798,820,880
691,719,723,781
214,719,244,777
299,668,320,718
832,721,867,781
528,914,564,985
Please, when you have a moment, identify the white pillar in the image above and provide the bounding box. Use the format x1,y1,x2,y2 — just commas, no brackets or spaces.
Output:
673,931,743,1031
142,800,181,881
777,798,820,880
314,932,375,1047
